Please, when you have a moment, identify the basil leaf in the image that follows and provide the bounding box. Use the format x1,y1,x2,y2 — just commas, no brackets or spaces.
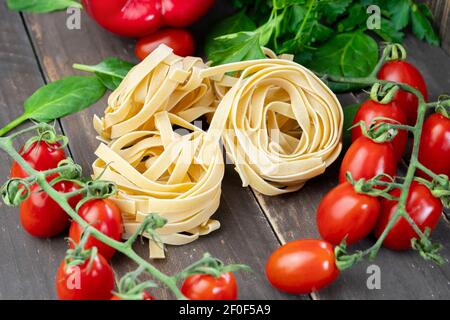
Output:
24,76,106,121
411,4,440,46
207,31,265,66
0,76,106,136
205,11,256,59
7,0,82,13
337,4,367,33
342,103,361,148
73,58,135,91
308,32,378,93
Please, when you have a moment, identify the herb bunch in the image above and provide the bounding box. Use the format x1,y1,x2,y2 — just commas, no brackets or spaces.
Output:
207,0,440,92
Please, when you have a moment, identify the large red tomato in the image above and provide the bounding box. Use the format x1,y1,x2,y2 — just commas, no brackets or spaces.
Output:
10,141,66,178
374,182,442,250
317,182,381,246
181,272,238,300
266,239,339,294
351,99,408,161
56,253,114,300
418,113,450,179
378,60,428,125
339,136,397,184
69,199,123,260
20,177,82,238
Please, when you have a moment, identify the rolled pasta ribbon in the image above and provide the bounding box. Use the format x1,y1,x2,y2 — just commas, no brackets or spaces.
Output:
92,44,343,257
92,111,224,258
200,58,343,195
94,44,217,140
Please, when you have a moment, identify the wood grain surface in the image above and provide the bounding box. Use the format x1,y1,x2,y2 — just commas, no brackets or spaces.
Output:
0,0,449,300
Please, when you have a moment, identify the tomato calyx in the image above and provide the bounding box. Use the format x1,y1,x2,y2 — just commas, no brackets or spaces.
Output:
65,230,99,271
177,253,251,281
22,126,68,155
1,178,31,207
334,242,364,271
346,172,398,200
74,179,117,212
369,82,399,105
421,174,450,208
435,95,450,118
383,43,407,62
411,228,444,265
112,267,157,300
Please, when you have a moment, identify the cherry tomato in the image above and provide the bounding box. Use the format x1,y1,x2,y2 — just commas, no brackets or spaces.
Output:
56,253,114,300
351,100,408,161
339,136,397,184
69,199,123,260
374,181,442,250
111,292,155,300
19,176,82,238
378,60,428,125
10,141,66,178
266,239,339,294
317,182,381,246
181,272,237,300
135,28,195,61
418,113,450,179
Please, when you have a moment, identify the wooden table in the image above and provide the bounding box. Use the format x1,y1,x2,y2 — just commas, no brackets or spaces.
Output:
0,2,449,300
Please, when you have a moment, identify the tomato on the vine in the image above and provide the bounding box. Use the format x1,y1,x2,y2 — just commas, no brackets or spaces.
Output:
339,136,397,184
373,181,442,250
135,28,195,60
69,199,123,260
181,272,238,300
317,182,381,246
10,141,66,178
111,292,155,300
418,113,450,179
266,239,339,294
378,60,428,125
56,253,114,300
20,176,82,238
351,99,408,161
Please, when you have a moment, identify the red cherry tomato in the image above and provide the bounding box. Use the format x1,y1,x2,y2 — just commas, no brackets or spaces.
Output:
351,100,408,161
135,28,195,60
266,239,339,294
69,199,123,260
181,272,238,300
418,113,450,179
20,177,82,238
317,182,381,246
378,60,428,125
10,141,66,178
374,181,442,250
111,292,155,300
339,136,397,184
56,253,114,300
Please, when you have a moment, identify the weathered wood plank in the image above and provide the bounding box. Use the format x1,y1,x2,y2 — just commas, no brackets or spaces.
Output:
0,7,68,299
425,0,450,54
22,4,294,299
253,34,450,299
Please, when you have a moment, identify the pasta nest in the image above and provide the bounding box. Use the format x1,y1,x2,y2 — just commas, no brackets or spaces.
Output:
92,44,343,257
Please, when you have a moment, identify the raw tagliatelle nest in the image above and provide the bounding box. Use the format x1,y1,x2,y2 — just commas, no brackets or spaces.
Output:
92,44,343,258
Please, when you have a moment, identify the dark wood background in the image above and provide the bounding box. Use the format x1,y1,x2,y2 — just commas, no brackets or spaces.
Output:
0,1,449,299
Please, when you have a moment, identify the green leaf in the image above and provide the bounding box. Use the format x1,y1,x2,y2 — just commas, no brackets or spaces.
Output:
73,58,135,91
308,32,379,93
206,31,265,66
386,0,410,30
318,0,353,24
337,4,367,33
7,0,82,13
23,76,106,122
411,4,440,46
205,11,257,59
373,18,404,43
343,103,361,148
